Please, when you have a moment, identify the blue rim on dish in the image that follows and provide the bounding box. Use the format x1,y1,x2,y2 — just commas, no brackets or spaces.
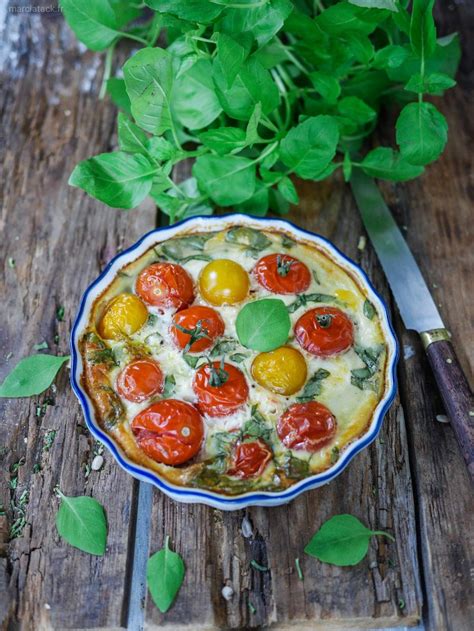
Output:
70,214,399,510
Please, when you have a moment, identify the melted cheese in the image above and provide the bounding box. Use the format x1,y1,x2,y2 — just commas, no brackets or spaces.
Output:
82,227,389,494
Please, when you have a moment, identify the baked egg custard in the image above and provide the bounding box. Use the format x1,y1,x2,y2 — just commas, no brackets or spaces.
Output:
80,226,389,495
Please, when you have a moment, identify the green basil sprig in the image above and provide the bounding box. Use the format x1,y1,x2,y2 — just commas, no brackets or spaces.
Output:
0,354,70,398
147,536,185,613
305,514,394,567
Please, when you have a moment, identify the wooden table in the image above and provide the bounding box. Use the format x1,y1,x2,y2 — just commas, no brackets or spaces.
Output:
1,3,473,630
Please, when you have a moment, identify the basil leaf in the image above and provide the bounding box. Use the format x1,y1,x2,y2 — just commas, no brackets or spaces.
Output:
60,0,121,52
147,536,185,613
363,299,376,320
146,0,223,23
215,32,252,89
287,293,337,314
106,78,132,114
172,59,222,130
304,514,394,566
56,492,107,556
372,45,409,70
193,155,256,206
234,182,269,216
296,369,330,402
404,72,456,95
219,0,293,48
337,97,376,126
410,0,437,59
117,113,149,156
210,339,239,358
225,226,271,251
229,353,248,364
162,374,176,398
277,177,299,204
360,147,424,181
146,137,176,162
213,57,279,121
348,0,398,10
123,48,174,135
236,299,290,352
396,102,448,166
198,128,246,156
0,354,69,398
281,452,310,480
69,152,156,209
280,116,339,179
309,72,341,103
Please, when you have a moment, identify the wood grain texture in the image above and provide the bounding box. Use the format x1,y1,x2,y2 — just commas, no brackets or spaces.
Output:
0,1,472,630
0,9,154,630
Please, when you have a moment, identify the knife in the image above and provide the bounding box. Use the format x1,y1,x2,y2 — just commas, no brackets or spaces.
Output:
351,170,474,482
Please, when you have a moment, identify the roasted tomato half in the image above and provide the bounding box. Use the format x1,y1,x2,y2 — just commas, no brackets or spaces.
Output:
251,346,307,395
294,306,354,357
193,361,249,417
277,401,337,452
116,359,164,403
131,399,203,465
170,305,225,353
98,293,148,340
227,439,272,479
199,259,249,306
136,262,194,310
253,253,311,294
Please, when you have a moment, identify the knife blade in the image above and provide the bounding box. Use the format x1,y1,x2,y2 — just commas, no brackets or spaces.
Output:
351,170,474,483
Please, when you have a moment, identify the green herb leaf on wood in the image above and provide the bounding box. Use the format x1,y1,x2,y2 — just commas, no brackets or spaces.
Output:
56,491,107,556
147,536,185,613
304,514,394,566
0,354,70,398
236,299,290,352
396,102,448,166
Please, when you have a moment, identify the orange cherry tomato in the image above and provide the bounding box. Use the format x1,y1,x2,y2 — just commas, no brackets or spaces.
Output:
253,253,311,294
277,401,337,452
170,305,225,353
193,361,249,417
136,262,194,310
131,399,203,465
294,306,354,357
227,439,272,478
116,359,164,403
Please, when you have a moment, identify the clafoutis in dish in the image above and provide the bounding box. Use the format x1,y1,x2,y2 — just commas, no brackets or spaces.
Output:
80,226,389,496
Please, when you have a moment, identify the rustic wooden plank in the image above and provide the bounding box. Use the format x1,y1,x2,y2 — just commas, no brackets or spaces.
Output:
0,10,154,629
144,174,422,629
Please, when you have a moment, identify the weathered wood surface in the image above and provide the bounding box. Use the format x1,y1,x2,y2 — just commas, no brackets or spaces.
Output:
0,2,472,631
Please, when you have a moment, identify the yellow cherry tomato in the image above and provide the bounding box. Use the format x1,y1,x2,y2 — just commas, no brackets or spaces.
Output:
98,293,148,340
199,259,249,306
251,346,307,396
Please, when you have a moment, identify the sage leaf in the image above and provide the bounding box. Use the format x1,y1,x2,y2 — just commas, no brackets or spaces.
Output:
69,152,156,209
56,492,107,556
123,48,174,135
172,59,222,131
192,155,256,206
147,536,185,613
0,354,69,398
304,514,394,566
360,148,424,181
236,299,290,352
60,0,121,52
280,116,339,179
396,102,448,166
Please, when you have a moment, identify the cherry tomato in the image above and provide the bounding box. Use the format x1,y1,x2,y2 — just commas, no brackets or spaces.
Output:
98,293,148,340
199,259,249,306
294,306,354,357
131,399,203,465
253,253,311,294
136,262,194,310
170,305,225,353
277,401,337,452
116,359,164,403
193,361,249,417
251,346,307,396
227,439,272,478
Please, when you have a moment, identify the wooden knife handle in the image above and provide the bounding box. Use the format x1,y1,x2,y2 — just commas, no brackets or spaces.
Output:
424,338,474,482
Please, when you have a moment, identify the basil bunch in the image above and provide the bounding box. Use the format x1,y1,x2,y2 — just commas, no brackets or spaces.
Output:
61,0,459,222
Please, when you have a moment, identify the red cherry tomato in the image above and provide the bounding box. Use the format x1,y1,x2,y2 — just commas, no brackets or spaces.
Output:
227,439,272,478
193,362,249,417
294,306,354,357
277,401,337,452
131,399,203,465
170,305,225,353
253,253,311,294
136,262,194,310
116,359,164,403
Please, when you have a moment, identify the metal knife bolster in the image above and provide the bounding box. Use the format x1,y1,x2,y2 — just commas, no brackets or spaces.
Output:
420,328,451,350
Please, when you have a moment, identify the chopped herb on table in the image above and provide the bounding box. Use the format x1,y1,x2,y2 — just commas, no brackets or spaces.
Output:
60,0,459,221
